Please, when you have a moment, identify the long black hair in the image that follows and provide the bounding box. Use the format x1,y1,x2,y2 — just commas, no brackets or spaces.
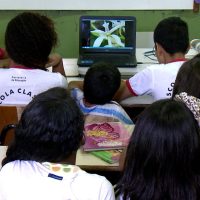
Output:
116,99,200,200
172,53,200,99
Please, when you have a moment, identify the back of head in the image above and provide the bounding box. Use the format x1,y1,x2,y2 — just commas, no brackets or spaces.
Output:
117,99,200,200
5,12,57,69
2,87,84,166
153,17,189,55
172,53,200,98
83,62,121,104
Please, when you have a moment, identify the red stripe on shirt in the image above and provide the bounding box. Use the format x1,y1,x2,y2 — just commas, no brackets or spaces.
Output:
169,58,187,63
126,80,138,96
10,65,33,70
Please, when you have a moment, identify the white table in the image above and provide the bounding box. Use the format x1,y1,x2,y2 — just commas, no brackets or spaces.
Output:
63,48,157,77
63,48,198,107
62,48,198,77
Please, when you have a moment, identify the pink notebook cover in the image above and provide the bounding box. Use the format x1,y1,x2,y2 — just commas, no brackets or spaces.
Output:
83,122,134,151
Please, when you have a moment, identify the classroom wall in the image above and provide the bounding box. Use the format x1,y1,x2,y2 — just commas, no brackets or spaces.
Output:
0,10,199,58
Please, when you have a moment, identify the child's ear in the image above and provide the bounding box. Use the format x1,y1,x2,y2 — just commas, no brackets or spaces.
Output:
155,43,166,63
155,43,163,56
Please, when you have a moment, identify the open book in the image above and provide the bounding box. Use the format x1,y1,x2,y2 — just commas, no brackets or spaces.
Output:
83,122,134,151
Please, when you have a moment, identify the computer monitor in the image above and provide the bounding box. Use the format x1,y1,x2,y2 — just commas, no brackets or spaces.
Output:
79,16,136,55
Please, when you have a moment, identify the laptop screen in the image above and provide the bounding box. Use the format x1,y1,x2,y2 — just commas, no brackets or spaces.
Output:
79,16,136,55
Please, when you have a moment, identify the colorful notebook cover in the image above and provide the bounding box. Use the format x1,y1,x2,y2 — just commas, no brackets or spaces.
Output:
90,150,122,164
83,122,134,151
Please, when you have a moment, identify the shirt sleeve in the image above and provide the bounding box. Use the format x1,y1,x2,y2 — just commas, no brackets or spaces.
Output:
111,102,134,124
71,88,84,101
58,74,68,89
99,178,115,200
127,67,154,96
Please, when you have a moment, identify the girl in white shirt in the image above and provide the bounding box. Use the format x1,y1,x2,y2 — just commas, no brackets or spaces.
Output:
0,87,115,200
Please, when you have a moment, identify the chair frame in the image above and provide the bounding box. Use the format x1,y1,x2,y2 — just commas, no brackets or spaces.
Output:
0,105,24,145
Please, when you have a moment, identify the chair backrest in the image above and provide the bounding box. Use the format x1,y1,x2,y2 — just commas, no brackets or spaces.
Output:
0,105,25,145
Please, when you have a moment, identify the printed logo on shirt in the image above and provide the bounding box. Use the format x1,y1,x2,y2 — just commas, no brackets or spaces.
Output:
11,76,26,82
166,82,174,97
0,88,32,104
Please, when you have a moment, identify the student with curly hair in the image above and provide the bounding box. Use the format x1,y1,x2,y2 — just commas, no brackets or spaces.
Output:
0,12,67,105
0,87,115,200
115,99,200,200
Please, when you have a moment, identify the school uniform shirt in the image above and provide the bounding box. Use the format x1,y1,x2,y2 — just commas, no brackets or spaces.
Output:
71,88,133,125
0,67,68,105
126,60,186,101
0,160,115,200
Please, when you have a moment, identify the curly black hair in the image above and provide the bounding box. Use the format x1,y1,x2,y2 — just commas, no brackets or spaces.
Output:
5,12,57,69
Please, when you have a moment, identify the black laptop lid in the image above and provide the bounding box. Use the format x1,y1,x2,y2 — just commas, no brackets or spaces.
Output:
79,16,136,56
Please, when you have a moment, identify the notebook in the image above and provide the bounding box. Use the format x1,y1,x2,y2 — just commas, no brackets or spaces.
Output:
83,122,134,151
77,16,137,70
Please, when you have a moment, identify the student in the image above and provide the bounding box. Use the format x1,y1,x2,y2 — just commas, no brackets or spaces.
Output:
114,16,189,101
115,99,200,200
172,53,200,125
69,62,133,124
0,12,68,105
0,87,115,200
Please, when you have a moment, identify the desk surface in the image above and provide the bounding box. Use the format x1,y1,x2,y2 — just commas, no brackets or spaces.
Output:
0,146,125,171
63,48,198,77
64,48,157,77
65,48,198,107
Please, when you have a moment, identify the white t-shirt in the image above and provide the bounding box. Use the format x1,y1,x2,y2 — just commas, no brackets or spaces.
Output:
0,68,68,105
127,61,185,100
0,160,115,200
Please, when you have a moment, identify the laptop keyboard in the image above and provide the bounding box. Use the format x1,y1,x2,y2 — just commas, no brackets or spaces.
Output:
78,54,137,67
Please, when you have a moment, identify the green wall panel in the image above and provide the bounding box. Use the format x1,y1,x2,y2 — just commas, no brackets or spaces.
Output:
0,10,199,58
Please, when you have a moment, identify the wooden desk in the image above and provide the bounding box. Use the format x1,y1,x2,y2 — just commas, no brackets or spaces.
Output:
0,146,126,172
76,148,126,171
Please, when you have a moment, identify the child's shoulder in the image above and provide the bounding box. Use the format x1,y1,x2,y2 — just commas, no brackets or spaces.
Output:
107,101,124,110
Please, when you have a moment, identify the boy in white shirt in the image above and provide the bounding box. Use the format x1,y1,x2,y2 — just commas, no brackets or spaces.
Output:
115,16,189,101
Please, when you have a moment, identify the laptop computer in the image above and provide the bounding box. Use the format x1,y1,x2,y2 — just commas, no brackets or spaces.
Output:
77,16,137,70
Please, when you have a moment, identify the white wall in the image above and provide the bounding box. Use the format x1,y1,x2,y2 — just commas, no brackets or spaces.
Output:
0,0,193,10
136,32,154,48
